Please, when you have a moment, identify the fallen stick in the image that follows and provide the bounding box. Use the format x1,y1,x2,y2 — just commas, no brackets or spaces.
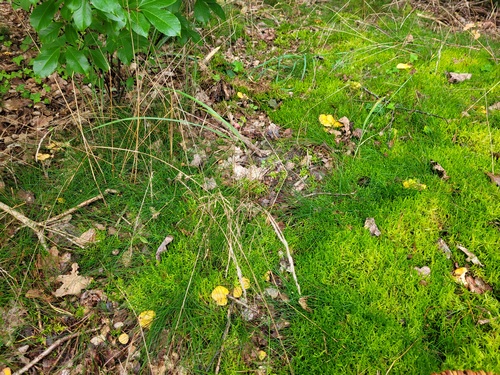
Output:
266,212,301,296
13,329,98,375
0,201,48,250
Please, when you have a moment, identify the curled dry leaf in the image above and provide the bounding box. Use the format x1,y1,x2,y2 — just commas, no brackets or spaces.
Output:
466,275,492,294
364,217,381,237
53,263,92,297
488,102,500,111
430,160,450,180
298,296,312,312
138,310,156,328
414,266,431,277
211,286,230,306
76,228,97,247
156,235,174,262
486,172,500,188
437,238,452,259
456,245,484,267
447,72,472,83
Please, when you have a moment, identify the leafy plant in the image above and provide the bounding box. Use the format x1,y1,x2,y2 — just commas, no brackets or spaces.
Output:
11,0,225,78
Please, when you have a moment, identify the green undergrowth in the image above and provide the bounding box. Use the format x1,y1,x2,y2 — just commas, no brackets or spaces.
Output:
1,1,499,374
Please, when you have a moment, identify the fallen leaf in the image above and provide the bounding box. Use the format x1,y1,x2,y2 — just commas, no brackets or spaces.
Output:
447,72,472,83
138,310,156,328
189,153,204,168
456,245,484,267
364,217,381,237
211,286,229,306
404,34,414,43
265,287,280,299
453,267,468,285
488,102,500,111
437,238,452,259
298,296,312,312
118,333,130,345
240,277,251,289
319,114,342,128
202,177,217,191
414,266,431,277
471,30,481,39
430,160,449,180
1,368,12,375
76,228,97,247
396,63,412,70
233,286,243,298
486,172,500,187
402,179,427,191
465,275,492,294
53,263,93,297
36,153,52,161
258,350,267,361
463,22,476,31
155,235,174,261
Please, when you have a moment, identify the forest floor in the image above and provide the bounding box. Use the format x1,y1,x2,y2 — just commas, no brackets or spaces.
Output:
1,1,500,374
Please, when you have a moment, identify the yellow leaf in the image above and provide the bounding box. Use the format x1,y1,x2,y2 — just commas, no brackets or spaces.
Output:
211,286,229,306
240,277,251,289
396,63,412,70
402,179,426,191
232,286,242,298
118,333,129,345
57,197,66,204
264,271,271,282
319,114,342,128
36,153,52,161
258,350,267,361
138,310,156,328
453,267,468,286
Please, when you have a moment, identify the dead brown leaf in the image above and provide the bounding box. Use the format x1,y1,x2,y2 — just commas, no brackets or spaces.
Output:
156,235,174,261
53,263,93,297
465,275,492,294
76,228,97,247
436,238,452,259
430,160,450,180
486,172,500,187
488,102,500,111
457,245,484,267
298,296,312,312
447,72,472,83
364,217,381,237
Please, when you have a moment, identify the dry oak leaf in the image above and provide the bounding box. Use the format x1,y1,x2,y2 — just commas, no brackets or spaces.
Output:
364,217,381,237
53,263,93,297
447,72,472,83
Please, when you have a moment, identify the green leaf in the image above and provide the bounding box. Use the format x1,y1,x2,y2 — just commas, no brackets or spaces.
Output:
65,0,85,12
130,10,150,37
207,1,225,20
30,1,58,31
139,0,176,9
142,8,180,37
73,1,93,30
88,49,110,71
65,24,79,44
65,47,90,74
194,0,210,24
38,22,63,43
33,47,60,77
91,0,121,14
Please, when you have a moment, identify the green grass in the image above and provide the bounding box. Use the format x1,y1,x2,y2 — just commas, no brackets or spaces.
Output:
1,1,499,374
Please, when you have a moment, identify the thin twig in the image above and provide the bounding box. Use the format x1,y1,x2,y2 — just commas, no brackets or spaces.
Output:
0,201,48,250
44,189,118,225
385,337,420,375
266,212,301,295
215,308,232,375
13,329,98,375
